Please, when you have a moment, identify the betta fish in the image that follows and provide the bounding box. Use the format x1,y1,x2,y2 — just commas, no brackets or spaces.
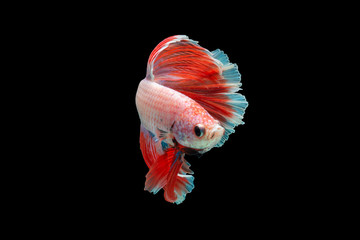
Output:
135,35,248,204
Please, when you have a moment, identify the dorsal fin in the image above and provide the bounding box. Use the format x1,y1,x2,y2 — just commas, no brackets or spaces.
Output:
146,35,248,147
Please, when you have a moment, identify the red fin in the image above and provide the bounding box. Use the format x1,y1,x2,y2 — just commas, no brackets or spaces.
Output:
146,35,184,79
164,153,195,204
139,124,158,168
163,154,183,203
146,35,248,146
140,124,169,194
144,148,177,194
141,130,195,204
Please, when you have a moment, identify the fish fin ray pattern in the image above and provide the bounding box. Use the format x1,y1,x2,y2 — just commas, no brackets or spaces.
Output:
146,35,248,146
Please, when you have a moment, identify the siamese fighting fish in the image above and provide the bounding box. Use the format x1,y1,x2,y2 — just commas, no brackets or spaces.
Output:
135,35,248,204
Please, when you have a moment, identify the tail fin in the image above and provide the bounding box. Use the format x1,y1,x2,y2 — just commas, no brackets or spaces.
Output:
146,35,248,147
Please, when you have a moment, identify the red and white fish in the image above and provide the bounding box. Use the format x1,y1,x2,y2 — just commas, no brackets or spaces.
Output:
135,35,248,204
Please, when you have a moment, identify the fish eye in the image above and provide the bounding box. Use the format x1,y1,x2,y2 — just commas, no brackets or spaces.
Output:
194,124,205,138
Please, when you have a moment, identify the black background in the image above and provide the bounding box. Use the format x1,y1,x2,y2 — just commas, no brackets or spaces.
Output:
24,5,324,233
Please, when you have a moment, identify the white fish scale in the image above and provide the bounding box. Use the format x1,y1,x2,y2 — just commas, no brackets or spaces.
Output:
135,79,191,134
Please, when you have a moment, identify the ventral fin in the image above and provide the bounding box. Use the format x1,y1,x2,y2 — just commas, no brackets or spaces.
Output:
146,35,248,147
156,128,168,140
144,148,177,194
164,152,194,205
142,141,195,204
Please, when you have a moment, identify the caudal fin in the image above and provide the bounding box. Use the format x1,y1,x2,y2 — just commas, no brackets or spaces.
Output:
146,35,248,147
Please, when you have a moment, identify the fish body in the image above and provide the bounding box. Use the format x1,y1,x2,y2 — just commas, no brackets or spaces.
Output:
135,35,248,204
136,80,224,152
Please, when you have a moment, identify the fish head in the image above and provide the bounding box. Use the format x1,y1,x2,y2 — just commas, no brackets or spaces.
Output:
172,103,225,153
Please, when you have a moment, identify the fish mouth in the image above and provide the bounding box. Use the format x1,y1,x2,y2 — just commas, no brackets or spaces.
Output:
194,126,225,154
208,125,225,141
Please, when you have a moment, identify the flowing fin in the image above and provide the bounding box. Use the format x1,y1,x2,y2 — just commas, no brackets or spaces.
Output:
146,35,248,147
141,124,194,203
164,153,194,204
139,124,158,168
144,148,177,194
141,135,195,204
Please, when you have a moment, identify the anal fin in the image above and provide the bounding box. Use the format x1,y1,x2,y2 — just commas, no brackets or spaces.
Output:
140,124,159,168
